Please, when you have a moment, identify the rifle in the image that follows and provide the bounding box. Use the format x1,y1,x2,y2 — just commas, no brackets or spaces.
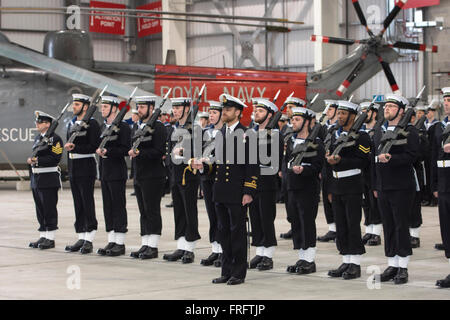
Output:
67,85,108,144
330,112,368,156
31,102,70,158
272,89,281,103
266,91,294,130
414,115,427,130
98,87,138,151
377,86,425,156
131,88,172,153
443,125,450,146
369,111,385,138
288,122,321,169
184,83,206,131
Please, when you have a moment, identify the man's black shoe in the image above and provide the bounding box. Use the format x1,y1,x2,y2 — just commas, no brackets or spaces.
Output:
317,231,336,242
97,242,115,256
328,263,350,277
131,245,148,258
29,237,46,248
38,239,55,250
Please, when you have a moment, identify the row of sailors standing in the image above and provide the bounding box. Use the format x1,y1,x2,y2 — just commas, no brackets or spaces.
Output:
27,88,450,287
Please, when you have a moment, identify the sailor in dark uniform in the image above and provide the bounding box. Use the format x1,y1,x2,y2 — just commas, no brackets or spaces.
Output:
318,100,340,242
424,103,440,207
433,87,450,288
276,114,289,204
64,93,101,254
28,111,63,250
199,101,224,267
374,94,419,285
96,96,131,257
327,101,371,280
193,93,258,285
279,97,307,240
408,107,428,249
284,107,325,274
359,101,383,246
128,96,167,260
128,108,139,196
164,97,201,263
248,98,283,271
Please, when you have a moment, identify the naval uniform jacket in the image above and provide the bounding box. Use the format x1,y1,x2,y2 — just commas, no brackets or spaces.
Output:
431,118,450,193
373,124,419,191
98,121,131,181
284,135,325,192
30,133,63,189
328,128,371,195
132,120,167,180
253,126,283,192
212,122,259,204
66,118,101,179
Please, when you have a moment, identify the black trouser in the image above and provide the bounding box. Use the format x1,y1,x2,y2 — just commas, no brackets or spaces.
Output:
362,184,381,226
332,193,365,255
172,179,201,242
201,179,219,244
101,179,128,233
288,189,318,250
410,191,423,229
281,172,291,223
32,187,58,232
70,177,97,233
249,190,277,248
216,202,248,280
377,189,414,257
321,178,335,225
438,192,450,259
134,178,165,236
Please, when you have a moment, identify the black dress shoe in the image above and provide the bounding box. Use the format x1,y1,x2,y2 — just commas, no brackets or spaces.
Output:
97,242,116,256
367,235,381,246
163,249,185,261
227,277,245,285
436,274,450,288
296,261,316,274
213,254,222,267
201,252,220,266
249,255,264,269
139,247,158,259
38,239,55,250
280,229,292,239
80,241,93,254
410,236,420,248
328,263,350,277
287,259,304,273
257,257,273,271
29,237,46,248
435,243,445,251
165,201,174,208
181,251,195,264
394,268,408,284
317,231,336,242
380,266,399,282
342,263,361,279
130,245,148,258
362,233,373,245
65,239,85,252
106,244,125,256
212,276,230,284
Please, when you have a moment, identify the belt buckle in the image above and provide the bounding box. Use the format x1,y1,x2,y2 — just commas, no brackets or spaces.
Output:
334,171,338,179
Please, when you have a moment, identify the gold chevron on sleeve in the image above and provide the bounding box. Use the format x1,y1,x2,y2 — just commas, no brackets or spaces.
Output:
358,145,370,153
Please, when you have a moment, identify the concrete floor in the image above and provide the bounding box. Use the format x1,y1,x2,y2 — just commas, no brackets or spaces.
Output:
0,181,449,300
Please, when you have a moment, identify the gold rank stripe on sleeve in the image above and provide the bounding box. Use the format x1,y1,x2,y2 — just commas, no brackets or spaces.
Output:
51,142,63,155
358,145,370,154
244,180,257,189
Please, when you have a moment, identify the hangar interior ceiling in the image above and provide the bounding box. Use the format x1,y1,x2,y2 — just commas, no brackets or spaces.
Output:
0,0,448,102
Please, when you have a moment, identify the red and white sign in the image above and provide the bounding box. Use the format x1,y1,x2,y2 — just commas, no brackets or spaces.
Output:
401,0,440,9
89,1,126,35
137,1,163,38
